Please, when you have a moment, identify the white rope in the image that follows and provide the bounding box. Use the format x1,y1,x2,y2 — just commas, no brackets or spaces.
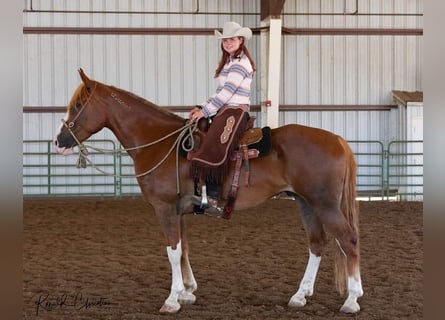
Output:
70,121,198,194
82,121,196,154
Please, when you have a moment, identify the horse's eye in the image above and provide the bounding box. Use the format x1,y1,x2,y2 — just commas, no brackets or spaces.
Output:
75,102,82,110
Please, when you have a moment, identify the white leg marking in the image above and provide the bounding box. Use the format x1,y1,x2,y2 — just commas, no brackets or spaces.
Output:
340,274,363,313
335,237,363,313
160,241,184,313
288,250,321,307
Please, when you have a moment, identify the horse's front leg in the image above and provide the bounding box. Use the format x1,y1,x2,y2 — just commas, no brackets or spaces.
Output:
160,242,198,312
178,217,197,305
153,203,186,314
177,248,197,305
157,209,197,313
159,240,185,313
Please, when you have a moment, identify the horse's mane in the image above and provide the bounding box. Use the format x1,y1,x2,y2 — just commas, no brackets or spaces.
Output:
109,84,185,122
68,81,186,123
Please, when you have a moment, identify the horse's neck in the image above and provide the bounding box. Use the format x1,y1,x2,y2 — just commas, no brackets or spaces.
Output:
105,89,185,152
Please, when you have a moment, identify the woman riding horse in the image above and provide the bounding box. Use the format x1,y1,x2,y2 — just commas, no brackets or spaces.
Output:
188,21,256,215
53,49,363,314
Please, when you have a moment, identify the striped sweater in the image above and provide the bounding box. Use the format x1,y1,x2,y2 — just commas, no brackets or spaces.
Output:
200,52,254,118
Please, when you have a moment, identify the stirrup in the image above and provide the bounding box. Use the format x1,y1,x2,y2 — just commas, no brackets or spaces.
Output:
204,204,223,216
190,195,223,216
191,185,210,208
191,195,205,207
203,196,223,216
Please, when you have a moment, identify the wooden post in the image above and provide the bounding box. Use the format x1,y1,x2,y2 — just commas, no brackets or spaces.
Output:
260,18,282,129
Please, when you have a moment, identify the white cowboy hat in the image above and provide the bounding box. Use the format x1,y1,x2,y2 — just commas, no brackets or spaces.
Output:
214,21,252,40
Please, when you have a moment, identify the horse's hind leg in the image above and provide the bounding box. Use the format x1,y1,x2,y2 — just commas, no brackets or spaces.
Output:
334,228,363,313
320,206,363,313
338,245,363,313
288,198,328,308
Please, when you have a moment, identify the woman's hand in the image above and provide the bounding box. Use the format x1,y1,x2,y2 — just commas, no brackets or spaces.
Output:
188,107,205,122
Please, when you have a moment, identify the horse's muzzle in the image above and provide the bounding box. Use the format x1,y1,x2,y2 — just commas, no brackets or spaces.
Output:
53,132,75,155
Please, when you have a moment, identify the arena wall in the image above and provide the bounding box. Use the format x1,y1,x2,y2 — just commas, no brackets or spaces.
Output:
22,0,423,196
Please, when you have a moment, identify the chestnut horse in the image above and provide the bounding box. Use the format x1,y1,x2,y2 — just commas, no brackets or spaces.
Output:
54,69,363,314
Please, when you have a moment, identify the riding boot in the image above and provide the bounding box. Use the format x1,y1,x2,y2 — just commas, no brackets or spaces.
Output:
204,181,223,215
191,181,223,216
192,176,205,215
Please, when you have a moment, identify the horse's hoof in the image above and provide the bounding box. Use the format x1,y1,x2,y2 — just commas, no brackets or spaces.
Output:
178,292,196,305
340,300,360,313
159,301,181,314
288,294,307,308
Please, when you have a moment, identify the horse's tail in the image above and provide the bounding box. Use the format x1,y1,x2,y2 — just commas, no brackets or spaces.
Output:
334,138,360,295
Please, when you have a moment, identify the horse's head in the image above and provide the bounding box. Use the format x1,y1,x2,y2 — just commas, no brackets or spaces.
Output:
53,68,106,155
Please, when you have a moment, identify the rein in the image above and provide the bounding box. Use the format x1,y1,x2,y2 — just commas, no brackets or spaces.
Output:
62,118,198,194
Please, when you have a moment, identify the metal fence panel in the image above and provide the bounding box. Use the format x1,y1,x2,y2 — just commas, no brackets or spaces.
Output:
387,140,423,201
348,140,385,199
23,139,423,200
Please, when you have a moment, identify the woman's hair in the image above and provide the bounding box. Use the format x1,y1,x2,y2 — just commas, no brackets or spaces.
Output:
214,37,256,78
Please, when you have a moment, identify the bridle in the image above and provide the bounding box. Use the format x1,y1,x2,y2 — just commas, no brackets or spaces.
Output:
62,82,98,130
58,82,198,194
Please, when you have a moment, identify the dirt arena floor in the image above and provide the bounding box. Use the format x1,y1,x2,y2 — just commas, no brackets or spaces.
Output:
23,198,422,320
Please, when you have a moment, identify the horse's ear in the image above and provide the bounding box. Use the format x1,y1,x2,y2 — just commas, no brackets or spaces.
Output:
78,68,93,90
